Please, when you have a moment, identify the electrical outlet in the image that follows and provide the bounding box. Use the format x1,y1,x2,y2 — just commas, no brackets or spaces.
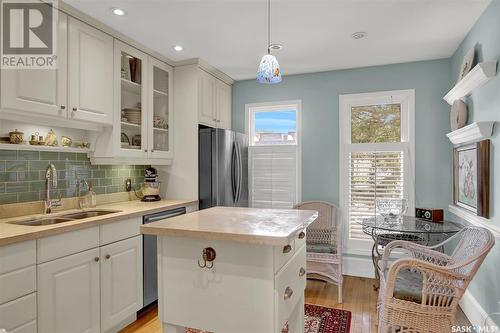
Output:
125,178,132,192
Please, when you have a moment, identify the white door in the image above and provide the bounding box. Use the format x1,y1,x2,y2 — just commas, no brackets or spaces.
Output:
198,70,216,127
0,13,67,118
216,80,232,130
100,236,143,332
37,248,100,333
148,57,174,160
68,17,113,125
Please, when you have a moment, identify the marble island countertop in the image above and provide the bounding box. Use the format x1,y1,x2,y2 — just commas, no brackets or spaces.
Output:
140,206,318,246
0,199,197,246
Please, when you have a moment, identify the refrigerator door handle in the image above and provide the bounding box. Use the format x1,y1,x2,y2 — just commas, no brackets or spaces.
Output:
235,141,243,204
231,142,238,203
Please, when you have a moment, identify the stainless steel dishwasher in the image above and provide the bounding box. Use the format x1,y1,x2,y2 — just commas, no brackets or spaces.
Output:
142,207,186,310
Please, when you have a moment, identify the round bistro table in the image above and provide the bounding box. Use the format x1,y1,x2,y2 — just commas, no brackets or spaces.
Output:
359,216,463,289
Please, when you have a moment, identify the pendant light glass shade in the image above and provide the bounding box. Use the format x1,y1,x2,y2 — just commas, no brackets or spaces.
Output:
257,54,282,84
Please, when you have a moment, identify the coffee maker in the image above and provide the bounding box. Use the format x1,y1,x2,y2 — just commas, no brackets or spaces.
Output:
141,167,161,202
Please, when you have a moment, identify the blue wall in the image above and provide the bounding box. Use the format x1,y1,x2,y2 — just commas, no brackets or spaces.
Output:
450,0,500,318
232,59,452,209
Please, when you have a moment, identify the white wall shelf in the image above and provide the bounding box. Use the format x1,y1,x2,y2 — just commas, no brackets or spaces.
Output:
446,121,495,145
0,143,91,154
444,60,497,105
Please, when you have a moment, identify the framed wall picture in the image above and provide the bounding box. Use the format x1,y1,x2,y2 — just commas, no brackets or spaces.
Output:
453,140,490,218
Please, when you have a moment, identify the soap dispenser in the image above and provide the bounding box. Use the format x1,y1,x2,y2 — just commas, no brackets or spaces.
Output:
86,180,97,208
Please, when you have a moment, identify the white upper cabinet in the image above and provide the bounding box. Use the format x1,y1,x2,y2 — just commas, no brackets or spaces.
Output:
68,18,114,125
198,69,232,129
216,80,232,130
0,13,68,119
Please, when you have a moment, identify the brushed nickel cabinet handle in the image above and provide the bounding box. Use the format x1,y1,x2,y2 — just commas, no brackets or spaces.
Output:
299,267,306,277
61,105,66,110
72,107,77,111
105,254,111,259
94,257,100,262
298,231,306,239
283,244,292,254
144,149,148,152
284,287,293,300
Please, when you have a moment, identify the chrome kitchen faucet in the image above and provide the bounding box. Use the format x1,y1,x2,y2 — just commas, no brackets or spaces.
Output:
44,163,62,214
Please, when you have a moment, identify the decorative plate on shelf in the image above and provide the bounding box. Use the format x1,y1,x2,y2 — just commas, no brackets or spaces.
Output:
458,47,475,82
450,100,468,131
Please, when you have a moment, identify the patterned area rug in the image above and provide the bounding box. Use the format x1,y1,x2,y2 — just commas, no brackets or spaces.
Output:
185,303,351,333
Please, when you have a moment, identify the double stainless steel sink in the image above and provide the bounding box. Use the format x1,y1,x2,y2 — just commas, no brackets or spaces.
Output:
9,210,121,226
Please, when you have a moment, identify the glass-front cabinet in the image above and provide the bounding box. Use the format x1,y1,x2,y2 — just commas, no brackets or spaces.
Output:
148,57,173,159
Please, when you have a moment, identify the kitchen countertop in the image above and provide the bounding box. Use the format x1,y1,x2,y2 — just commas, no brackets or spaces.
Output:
0,199,197,246
140,206,318,246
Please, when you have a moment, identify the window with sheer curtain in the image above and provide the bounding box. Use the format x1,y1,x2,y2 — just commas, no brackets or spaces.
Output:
339,90,415,255
246,101,301,209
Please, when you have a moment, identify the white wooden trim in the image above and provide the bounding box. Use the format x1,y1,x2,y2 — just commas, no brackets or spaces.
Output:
444,61,497,105
448,205,500,240
446,121,495,145
460,289,499,328
339,90,416,255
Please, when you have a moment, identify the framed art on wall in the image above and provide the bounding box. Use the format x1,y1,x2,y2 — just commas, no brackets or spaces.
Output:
453,140,490,218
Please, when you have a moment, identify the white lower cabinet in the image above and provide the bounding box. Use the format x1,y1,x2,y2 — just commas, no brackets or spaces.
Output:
100,236,143,333
37,248,101,333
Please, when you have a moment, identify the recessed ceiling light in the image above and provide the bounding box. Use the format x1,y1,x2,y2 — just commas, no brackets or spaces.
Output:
269,44,283,51
351,32,368,40
173,45,183,52
112,8,125,16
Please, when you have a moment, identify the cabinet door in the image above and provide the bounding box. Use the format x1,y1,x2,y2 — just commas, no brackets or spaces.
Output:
115,41,149,159
68,17,113,125
100,236,143,332
216,80,232,130
0,13,67,118
198,70,216,127
148,57,173,159
38,248,100,333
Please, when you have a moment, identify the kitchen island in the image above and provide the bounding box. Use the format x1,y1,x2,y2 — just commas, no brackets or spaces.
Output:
141,206,318,333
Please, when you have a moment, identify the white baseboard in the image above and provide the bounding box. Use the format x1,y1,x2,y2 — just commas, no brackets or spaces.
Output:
460,289,498,328
342,255,375,279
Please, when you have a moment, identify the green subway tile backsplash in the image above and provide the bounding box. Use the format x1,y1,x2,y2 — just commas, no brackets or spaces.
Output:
0,150,149,204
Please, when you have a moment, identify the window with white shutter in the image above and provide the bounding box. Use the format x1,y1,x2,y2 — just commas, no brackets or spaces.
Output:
246,101,301,209
339,91,415,255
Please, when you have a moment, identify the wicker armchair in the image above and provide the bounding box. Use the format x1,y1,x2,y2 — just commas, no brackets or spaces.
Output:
294,201,343,303
377,226,495,333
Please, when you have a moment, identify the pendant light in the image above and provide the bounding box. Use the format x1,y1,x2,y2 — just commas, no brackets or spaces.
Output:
256,0,282,84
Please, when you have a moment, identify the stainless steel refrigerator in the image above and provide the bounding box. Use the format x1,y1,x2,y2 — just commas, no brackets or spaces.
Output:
199,127,248,209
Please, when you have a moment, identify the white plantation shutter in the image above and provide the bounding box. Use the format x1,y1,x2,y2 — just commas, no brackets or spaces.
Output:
348,151,405,240
249,145,298,209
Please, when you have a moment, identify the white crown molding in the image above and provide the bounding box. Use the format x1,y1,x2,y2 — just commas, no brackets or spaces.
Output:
449,205,500,239
174,58,235,85
446,121,495,145
444,60,497,105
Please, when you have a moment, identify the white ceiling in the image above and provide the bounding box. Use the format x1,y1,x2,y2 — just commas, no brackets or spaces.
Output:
64,0,491,81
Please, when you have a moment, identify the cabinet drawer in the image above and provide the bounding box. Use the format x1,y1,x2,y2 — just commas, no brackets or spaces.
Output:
294,228,306,249
8,320,37,333
37,226,99,263
274,239,295,273
0,240,36,274
275,245,307,331
100,217,142,245
0,293,36,332
0,265,36,304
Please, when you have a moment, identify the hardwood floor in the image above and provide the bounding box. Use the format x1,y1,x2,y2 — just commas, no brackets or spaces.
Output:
120,276,470,333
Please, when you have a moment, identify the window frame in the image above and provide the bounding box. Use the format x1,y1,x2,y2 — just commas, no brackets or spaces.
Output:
339,90,416,255
245,100,301,147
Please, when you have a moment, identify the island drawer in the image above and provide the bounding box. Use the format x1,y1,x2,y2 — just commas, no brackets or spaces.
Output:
0,240,36,275
275,244,306,330
274,239,296,273
0,265,36,304
0,293,37,333
100,216,141,245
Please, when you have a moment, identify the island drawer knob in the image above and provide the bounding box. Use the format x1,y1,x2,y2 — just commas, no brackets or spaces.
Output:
105,254,111,259
283,244,292,254
298,231,306,239
94,257,100,262
299,267,306,277
284,287,293,300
